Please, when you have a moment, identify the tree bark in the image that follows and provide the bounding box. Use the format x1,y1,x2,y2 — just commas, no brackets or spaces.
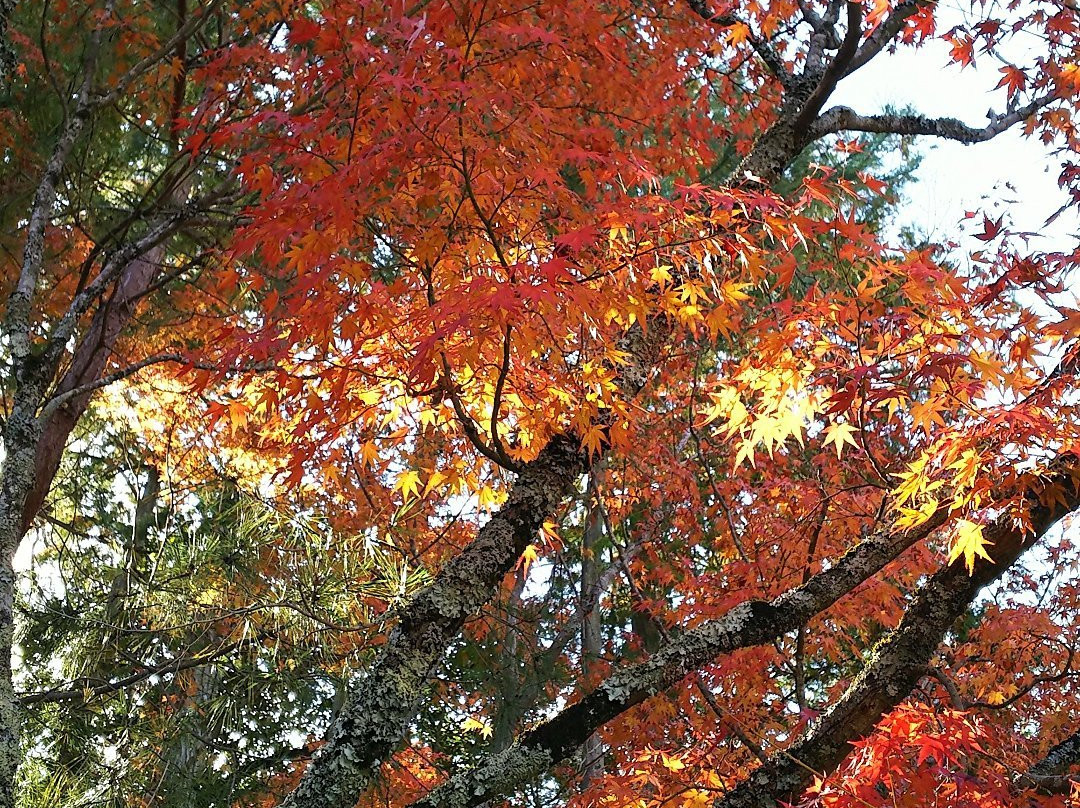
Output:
403,464,1080,808
715,473,1080,807
281,437,587,808
405,502,952,808
580,473,606,786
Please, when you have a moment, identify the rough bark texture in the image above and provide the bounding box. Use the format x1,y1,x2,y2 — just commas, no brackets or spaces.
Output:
1022,728,1080,793
0,392,46,808
580,475,606,786
1030,729,1080,780
405,508,950,808
404,465,1080,808
0,0,15,83
281,436,587,808
714,472,1080,808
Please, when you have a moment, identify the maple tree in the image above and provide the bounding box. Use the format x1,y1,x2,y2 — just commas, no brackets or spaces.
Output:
5,0,1080,807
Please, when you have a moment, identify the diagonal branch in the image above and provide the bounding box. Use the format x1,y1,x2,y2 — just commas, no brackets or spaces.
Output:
715,468,1080,808
792,0,863,137
5,0,112,370
89,0,224,110
36,352,188,421
280,435,588,808
1021,728,1080,794
404,462,1080,808
844,0,932,76
19,640,244,706
685,0,790,85
405,504,952,808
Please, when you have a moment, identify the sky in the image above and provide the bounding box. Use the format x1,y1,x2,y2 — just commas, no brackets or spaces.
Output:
832,6,1080,255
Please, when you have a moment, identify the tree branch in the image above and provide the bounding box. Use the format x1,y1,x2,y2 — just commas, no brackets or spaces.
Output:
715,466,1080,808
280,436,588,808
844,0,932,76
404,461,1080,808
19,641,243,705
4,0,111,370
685,0,790,84
89,0,224,110
404,502,953,808
36,352,187,421
810,94,1057,144
792,0,863,137
1017,728,1080,793
1031,729,1080,780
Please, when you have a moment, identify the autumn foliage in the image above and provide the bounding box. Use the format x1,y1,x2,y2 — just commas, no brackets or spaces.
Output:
5,0,1080,807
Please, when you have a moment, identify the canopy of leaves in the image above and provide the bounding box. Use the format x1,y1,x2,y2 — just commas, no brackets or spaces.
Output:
5,0,1080,808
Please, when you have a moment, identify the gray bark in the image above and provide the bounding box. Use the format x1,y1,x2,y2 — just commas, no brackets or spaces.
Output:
404,465,1080,808
809,96,1058,145
580,474,606,786
0,395,45,808
0,4,216,798
0,12,107,799
1022,728,1080,794
714,472,1080,807
1030,729,1080,780
280,437,587,808
405,504,951,808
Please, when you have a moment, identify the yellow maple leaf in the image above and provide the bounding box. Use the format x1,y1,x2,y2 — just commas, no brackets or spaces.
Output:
581,425,608,457
660,752,685,772
395,469,422,500
720,280,753,303
895,497,939,530
681,790,711,808
734,438,756,468
461,716,493,739
518,544,539,577
947,519,994,574
650,264,673,284
822,421,858,459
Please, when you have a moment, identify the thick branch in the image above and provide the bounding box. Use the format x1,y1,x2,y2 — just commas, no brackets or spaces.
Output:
280,436,588,808
685,0,789,84
41,189,207,368
845,0,931,76
405,507,950,808
1031,729,1080,778
792,1,863,136
1022,729,1080,793
810,94,1056,144
715,469,1080,808
19,175,206,532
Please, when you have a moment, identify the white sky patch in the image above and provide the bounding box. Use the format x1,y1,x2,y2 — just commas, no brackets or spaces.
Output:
831,11,1080,250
